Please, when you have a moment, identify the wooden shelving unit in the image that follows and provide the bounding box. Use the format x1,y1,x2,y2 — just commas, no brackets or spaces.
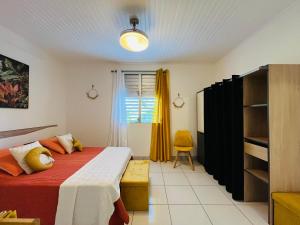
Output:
243,104,268,108
243,64,300,224
243,66,270,213
244,136,269,147
245,169,269,183
244,142,268,162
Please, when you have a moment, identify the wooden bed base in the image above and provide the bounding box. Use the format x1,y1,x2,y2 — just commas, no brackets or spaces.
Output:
0,218,40,225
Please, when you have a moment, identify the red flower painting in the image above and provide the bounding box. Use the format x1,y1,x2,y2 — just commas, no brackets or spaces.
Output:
0,54,29,108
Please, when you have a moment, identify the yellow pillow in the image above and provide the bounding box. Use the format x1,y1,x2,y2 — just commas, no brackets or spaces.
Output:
25,147,54,172
73,138,83,152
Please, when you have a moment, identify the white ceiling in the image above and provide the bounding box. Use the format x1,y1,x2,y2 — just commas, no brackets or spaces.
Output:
0,0,295,63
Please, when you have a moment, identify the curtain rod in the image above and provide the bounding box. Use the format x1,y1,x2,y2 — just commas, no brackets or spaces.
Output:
199,65,269,92
110,70,156,73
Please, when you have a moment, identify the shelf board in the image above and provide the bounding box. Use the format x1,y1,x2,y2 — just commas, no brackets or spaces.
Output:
245,136,269,147
244,103,268,108
244,142,268,162
245,169,269,183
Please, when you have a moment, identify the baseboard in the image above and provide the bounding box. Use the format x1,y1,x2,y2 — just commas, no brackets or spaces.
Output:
132,155,198,161
132,156,150,160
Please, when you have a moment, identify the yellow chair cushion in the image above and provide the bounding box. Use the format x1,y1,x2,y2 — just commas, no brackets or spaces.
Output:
25,147,53,172
174,130,193,147
272,193,300,216
73,138,83,152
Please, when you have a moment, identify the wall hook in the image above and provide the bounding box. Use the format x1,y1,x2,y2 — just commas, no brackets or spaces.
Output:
172,92,185,109
86,84,99,100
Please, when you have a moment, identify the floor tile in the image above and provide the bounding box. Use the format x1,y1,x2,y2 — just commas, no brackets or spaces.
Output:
149,161,162,173
163,173,189,185
149,186,168,205
185,173,216,185
165,186,200,204
181,162,205,173
128,211,133,225
132,205,171,225
237,203,269,225
130,158,268,225
161,161,183,173
169,205,212,225
204,174,223,186
217,185,242,205
203,205,252,225
150,173,164,185
193,186,233,204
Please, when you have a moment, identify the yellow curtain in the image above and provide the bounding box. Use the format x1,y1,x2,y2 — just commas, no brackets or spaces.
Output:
150,69,171,162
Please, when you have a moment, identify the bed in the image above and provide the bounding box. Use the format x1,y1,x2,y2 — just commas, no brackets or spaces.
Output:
0,147,130,225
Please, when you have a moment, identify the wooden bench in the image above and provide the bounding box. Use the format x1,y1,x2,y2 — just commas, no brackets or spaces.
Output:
120,160,149,211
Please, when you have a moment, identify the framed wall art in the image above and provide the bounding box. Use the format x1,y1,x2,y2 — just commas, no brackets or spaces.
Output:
0,54,29,108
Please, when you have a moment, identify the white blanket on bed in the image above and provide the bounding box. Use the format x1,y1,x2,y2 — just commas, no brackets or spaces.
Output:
55,147,132,225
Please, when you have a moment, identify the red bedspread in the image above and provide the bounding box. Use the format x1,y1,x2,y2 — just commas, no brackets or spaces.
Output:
0,147,129,225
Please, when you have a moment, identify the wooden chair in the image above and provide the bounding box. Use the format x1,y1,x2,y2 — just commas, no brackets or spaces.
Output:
173,130,194,171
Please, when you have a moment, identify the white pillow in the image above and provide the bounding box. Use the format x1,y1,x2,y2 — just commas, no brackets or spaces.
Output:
9,141,43,174
57,133,74,154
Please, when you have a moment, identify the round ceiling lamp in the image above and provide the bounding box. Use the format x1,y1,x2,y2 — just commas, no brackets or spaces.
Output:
120,17,149,52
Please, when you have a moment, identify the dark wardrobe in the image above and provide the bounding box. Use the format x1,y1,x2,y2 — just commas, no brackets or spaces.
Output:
203,75,244,200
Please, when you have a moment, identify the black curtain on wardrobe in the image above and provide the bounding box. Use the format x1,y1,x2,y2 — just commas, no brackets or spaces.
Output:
222,79,233,192
203,75,244,200
215,82,225,185
211,84,218,179
231,75,244,200
204,87,213,174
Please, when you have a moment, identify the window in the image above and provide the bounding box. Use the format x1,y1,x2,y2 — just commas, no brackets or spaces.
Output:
124,72,156,123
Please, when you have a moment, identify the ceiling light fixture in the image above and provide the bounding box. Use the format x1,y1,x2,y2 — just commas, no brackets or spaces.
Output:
120,17,149,52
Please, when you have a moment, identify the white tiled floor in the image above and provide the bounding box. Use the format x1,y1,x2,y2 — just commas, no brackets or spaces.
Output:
149,186,168,205
193,186,233,205
128,160,268,225
163,173,189,185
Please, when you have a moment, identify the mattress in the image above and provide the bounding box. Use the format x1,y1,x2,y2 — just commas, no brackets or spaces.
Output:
0,147,129,225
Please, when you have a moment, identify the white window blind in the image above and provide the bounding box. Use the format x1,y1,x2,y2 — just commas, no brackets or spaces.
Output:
124,72,156,123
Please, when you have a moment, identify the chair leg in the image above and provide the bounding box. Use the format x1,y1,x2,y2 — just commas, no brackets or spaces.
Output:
174,151,179,168
188,152,195,171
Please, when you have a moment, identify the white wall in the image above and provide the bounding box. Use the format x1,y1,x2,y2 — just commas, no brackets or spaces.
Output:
0,25,66,148
4,0,299,156
125,63,215,156
168,63,214,156
65,62,114,147
65,62,215,156
214,0,300,80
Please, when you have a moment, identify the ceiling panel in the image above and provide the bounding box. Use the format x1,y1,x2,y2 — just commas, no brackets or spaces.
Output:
0,0,295,62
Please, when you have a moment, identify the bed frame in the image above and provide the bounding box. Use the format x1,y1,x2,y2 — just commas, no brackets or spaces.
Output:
0,218,40,225
0,125,57,224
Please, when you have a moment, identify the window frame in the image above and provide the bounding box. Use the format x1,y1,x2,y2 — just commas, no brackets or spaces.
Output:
124,71,156,124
